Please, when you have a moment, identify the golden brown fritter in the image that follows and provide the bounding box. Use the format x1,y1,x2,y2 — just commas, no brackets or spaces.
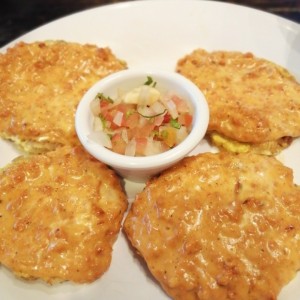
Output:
124,152,300,300
0,41,127,153
0,145,127,284
176,49,300,155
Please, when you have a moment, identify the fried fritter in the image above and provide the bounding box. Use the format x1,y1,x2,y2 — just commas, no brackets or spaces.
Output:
176,49,300,155
0,41,127,153
124,152,300,300
0,145,127,284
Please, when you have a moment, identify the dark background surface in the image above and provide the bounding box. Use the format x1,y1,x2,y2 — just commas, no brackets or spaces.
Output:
1,0,299,48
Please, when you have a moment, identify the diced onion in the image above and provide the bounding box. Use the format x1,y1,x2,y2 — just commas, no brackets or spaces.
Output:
166,99,178,119
90,99,100,116
92,117,103,131
172,94,190,113
137,105,154,117
89,76,193,157
138,115,147,126
139,86,150,105
121,129,129,143
176,126,188,144
161,94,179,119
144,138,162,156
125,139,136,156
88,131,112,148
110,94,122,108
154,114,165,126
139,85,161,105
123,87,140,104
150,100,165,114
113,111,123,126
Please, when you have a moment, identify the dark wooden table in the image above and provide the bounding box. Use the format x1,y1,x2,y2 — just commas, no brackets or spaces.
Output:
1,0,299,48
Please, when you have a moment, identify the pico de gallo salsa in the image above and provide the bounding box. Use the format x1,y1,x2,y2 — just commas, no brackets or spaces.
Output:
90,76,193,156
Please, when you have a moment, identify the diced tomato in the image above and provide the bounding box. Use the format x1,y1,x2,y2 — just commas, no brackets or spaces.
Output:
107,110,126,129
171,95,190,113
139,122,156,138
100,100,111,113
111,133,127,154
135,137,148,156
99,111,117,130
109,119,119,130
114,103,125,114
124,112,140,129
184,113,193,127
91,83,193,156
178,113,193,128
126,127,137,140
153,114,164,126
163,113,171,124
115,103,135,114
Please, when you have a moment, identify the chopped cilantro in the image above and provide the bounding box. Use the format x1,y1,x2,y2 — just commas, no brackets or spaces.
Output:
170,118,181,129
96,93,114,103
144,76,157,87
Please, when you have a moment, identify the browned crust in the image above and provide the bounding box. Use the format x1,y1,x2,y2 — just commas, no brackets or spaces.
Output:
0,145,128,284
176,49,300,145
0,41,127,153
124,152,300,300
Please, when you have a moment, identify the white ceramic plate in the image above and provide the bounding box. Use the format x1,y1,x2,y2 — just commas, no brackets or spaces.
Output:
1,1,300,299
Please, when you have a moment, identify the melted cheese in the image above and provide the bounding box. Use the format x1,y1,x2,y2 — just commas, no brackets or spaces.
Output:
211,132,250,153
210,131,293,155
